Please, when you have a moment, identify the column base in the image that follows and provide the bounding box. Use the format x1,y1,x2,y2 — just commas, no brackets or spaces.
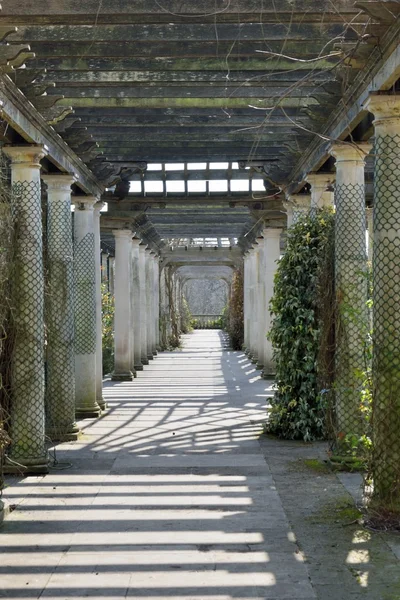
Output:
256,362,264,370
135,363,144,371
262,370,275,380
3,455,49,475
147,354,154,361
141,356,149,366
152,350,158,356
111,371,134,381
46,423,81,442
97,398,108,411
75,403,102,419
251,356,258,364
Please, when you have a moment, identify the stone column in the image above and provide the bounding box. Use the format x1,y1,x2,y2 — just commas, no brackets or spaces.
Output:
262,228,282,378
306,173,334,213
154,255,161,351
256,236,265,370
330,142,371,438
145,249,155,360
139,243,149,365
131,237,143,371
249,243,259,363
93,200,106,410
3,145,48,471
366,207,373,262
73,196,101,418
365,94,400,508
112,229,134,381
243,252,250,352
42,174,79,441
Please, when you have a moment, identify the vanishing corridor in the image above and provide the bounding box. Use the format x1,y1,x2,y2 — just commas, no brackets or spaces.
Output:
0,331,315,599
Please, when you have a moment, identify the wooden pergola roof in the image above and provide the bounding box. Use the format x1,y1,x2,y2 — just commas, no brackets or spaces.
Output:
1,1,399,251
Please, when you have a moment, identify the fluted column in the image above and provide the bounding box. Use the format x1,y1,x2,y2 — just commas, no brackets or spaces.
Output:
365,94,400,509
73,196,101,418
93,200,106,410
131,237,143,371
144,248,154,360
306,173,334,213
112,229,133,381
42,174,79,441
262,228,282,378
3,145,48,471
330,142,371,438
139,243,149,365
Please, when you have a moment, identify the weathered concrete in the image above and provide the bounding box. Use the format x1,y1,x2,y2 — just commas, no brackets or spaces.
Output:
1,331,400,599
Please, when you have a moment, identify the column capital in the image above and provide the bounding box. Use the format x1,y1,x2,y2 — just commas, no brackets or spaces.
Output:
329,142,372,163
261,227,282,239
3,144,47,166
364,94,400,133
73,196,97,211
287,194,312,210
139,242,147,253
42,173,76,192
306,172,335,190
132,237,141,247
93,200,105,215
113,228,132,240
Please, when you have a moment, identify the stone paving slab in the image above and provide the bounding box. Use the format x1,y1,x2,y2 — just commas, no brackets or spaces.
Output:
3,330,399,599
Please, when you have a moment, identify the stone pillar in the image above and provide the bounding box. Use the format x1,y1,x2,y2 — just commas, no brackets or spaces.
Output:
145,248,154,360
365,94,400,508
73,196,101,418
3,145,48,471
330,142,371,438
42,174,79,441
150,253,158,355
93,200,106,410
306,173,334,213
249,244,259,362
139,243,149,365
131,237,143,371
366,207,373,262
154,255,161,351
243,252,250,352
112,229,134,381
256,236,265,370
262,228,282,378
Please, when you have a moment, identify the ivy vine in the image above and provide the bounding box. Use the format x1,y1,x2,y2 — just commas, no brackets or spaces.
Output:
266,209,335,442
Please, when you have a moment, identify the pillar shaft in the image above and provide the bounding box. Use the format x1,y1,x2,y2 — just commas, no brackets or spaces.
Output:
139,244,149,365
306,173,334,212
154,256,160,350
262,228,282,377
243,253,250,351
131,238,143,371
112,229,133,380
330,143,370,437
366,207,373,262
3,145,48,471
145,250,154,360
93,201,106,410
256,238,266,369
42,174,79,441
73,196,101,418
365,94,400,507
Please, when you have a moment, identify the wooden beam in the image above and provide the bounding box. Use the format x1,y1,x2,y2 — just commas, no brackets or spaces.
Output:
0,75,103,195
56,97,320,109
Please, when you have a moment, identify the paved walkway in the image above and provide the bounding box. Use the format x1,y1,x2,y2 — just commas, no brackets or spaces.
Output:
4,330,399,599
1,330,314,599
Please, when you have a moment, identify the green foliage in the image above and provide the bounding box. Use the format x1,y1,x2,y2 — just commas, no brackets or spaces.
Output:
225,266,244,350
180,296,193,334
191,315,224,329
101,284,114,375
266,209,335,441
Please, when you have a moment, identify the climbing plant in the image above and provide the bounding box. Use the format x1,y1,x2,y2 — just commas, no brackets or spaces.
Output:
226,266,244,350
266,209,335,442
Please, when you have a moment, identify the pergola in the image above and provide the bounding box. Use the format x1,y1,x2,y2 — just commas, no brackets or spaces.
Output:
0,1,400,511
